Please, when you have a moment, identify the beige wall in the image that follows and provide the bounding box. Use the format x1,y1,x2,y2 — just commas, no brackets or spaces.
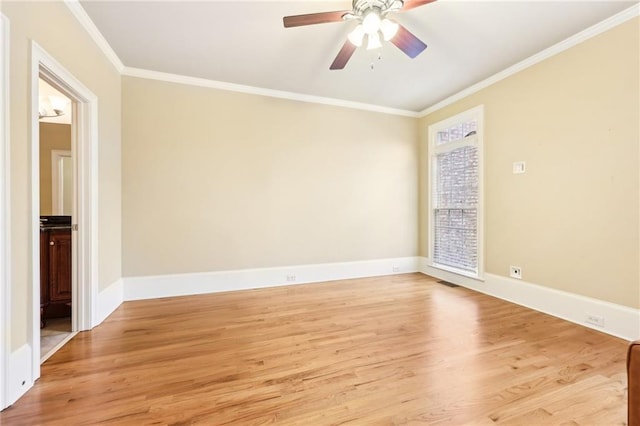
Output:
2,2,637,357
39,123,71,216
2,1,122,349
122,77,418,277
419,18,640,308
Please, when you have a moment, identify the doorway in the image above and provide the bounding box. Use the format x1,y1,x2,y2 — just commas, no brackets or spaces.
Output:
30,42,98,383
38,78,74,361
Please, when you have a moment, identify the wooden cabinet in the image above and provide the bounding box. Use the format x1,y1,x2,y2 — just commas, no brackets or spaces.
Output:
48,230,72,303
40,217,72,325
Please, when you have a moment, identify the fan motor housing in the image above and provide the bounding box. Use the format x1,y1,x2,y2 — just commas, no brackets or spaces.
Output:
352,0,402,16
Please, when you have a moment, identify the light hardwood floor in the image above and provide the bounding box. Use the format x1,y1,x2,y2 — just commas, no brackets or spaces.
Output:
1,273,629,425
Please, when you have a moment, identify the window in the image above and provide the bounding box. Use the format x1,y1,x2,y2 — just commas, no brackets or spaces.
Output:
428,106,483,278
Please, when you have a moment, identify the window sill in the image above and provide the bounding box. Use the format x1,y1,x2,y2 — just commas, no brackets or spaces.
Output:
431,262,484,281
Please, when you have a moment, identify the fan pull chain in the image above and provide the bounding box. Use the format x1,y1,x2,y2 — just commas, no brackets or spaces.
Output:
370,52,382,70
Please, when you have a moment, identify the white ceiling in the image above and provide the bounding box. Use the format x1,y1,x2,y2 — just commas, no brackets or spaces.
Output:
78,0,637,113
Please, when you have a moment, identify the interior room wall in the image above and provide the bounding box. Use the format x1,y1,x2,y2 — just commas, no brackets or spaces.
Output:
419,17,640,309
2,1,122,350
122,76,418,278
39,123,71,216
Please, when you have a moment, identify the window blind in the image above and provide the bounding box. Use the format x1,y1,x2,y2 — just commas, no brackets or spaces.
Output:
433,141,479,274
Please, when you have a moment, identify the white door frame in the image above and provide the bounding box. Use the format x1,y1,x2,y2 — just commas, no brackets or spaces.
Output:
30,42,98,382
0,12,11,411
51,149,72,215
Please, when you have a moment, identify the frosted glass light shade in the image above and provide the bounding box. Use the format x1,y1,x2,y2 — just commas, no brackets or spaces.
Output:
380,18,399,41
362,11,381,35
348,24,365,47
367,31,382,50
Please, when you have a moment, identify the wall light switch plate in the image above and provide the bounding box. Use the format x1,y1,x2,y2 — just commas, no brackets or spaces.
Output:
513,161,526,174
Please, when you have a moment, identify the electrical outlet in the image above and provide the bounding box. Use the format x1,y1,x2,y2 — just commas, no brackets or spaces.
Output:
509,266,522,279
392,266,400,273
286,274,296,282
585,313,605,328
513,161,526,174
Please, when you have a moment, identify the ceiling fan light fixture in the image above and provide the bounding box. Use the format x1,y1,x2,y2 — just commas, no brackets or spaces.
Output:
380,18,399,41
282,0,433,70
388,0,404,12
348,24,365,47
362,10,381,35
366,31,382,50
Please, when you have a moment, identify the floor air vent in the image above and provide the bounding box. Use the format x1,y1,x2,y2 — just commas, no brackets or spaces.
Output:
437,280,460,288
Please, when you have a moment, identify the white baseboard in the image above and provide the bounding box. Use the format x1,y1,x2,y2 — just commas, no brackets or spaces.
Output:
6,344,33,408
419,257,640,341
3,279,123,410
94,279,123,327
119,255,639,341
123,257,420,301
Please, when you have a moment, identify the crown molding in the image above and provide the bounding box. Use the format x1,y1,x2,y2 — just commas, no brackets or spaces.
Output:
419,3,640,117
63,1,417,117
122,67,420,117
63,0,125,73
64,0,637,118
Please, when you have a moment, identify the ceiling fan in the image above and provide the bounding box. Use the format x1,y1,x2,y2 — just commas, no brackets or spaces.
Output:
283,0,436,70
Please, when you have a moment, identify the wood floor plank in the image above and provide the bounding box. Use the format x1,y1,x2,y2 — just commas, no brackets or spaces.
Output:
0,273,629,425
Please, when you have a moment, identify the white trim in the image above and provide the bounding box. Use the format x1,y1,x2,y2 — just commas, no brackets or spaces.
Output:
122,67,419,118
33,44,100,331
430,262,482,281
64,0,638,117
95,279,123,326
76,90,100,331
64,0,416,118
427,105,484,279
123,256,640,342
419,4,640,117
31,42,99,386
419,257,640,342
51,149,72,216
30,47,42,387
6,344,32,407
124,257,420,301
63,0,125,73
0,13,10,411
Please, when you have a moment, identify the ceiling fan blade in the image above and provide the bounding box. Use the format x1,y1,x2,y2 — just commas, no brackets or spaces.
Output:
391,24,427,58
330,40,357,70
401,0,437,11
283,10,350,28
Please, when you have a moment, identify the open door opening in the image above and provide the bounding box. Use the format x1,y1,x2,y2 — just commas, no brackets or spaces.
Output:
38,78,75,362
0,31,99,411
28,42,98,385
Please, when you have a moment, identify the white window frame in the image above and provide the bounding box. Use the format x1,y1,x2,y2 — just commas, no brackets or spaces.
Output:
428,105,484,280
